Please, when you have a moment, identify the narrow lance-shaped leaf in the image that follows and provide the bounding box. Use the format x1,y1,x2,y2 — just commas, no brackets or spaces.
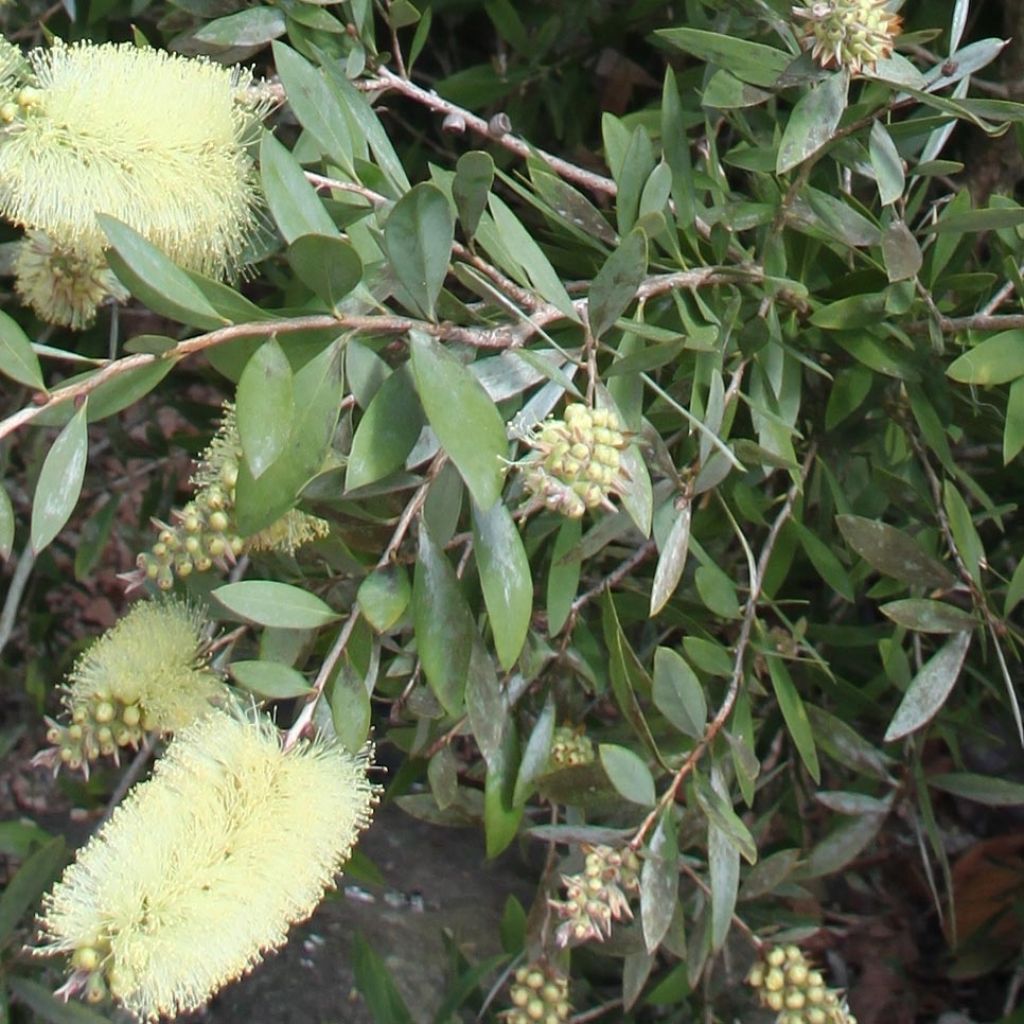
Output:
599,743,656,806
650,501,691,616
410,331,507,509
236,337,293,480
885,631,972,742
0,482,13,561
0,309,44,389
413,520,474,714
766,655,821,783
836,514,955,589
384,183,454,320
212,581,341,629
588,227,649,340
31,400,89,555
471,497,532,670
640,811,679,953
776,70,849,174
453,151,494,241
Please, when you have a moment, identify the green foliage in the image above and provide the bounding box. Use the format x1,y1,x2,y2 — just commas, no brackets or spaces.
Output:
2,0,1024,1021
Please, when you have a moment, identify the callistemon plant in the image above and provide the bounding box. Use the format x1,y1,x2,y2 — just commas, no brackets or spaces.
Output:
37,705,379,1019
0,40,271,325
748,945,858,1024
37,599,224,773
792,0,902,73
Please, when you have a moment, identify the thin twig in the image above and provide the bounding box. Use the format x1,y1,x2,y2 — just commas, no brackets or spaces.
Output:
568,999,624,1024
283,607,361,750
630,444,817,850
377,454,446,567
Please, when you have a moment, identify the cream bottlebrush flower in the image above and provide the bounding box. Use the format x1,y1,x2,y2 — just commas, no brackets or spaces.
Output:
38,707,379,1020
0,41,267,278
41,599,224,772
14,230,129,329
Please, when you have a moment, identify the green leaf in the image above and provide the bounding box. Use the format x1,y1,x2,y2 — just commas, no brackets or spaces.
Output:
707,818,739,952
547,517,582,634
884,631,972,742
869,121,905,206
657,28,791,87
410,331,507,509
599,743,656,806
881,220,923,282
484,718,522,857
806,705,895,782
0,483,13,561
471,497,532,670
453,150,494,241
352,935,414,1024
229,659,313,698
588,227,648,340
928,771,1024,806
602,595,663,765
384,183,454,320
793,521,854,602
31,401,89,555
640,811,679,953
1004,376,1024,463
0,309,44,389
694,774,757,864
357,565,411,632
237,338,294,479
260,131,338,244
9,979,111,1024
799,805,890,879
695,563,740,619
776,70,849,174
943,482,984,584
947,329,1024,386
428,745,459,810
330,658,371,753
880,598,977,633
347,365,423,490
512,693,555,807
234,339,344,535
413,520,474,714
212,581,341,629
650,502,691,616
273,42,354,174
0,836,64,942
926,205,1024,234
287,234,363,308
1006,553,1024,617
99,216,225,330
652,646,706,739
194,6,286,45
766,655,820,783
836,514,955,589
702,69,773,108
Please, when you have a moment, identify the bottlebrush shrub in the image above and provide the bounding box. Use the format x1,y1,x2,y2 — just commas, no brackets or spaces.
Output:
36,706,378,1019
2,0,1024,1022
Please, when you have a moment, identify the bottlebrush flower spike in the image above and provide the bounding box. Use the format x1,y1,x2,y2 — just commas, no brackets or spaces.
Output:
38,599,225,773
37,706,379,1020
14,230,128,329
0,41,268,278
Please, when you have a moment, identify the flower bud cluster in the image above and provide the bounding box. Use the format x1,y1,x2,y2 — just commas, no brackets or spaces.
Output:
501,963,571,1024
747,945,857,1024
550,844,641,947
793,0,902,74
35,599,224,775
521,404,629,519
134,404,329,589
548,726,595,768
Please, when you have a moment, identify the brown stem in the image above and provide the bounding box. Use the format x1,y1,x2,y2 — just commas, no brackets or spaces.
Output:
629,444,817,849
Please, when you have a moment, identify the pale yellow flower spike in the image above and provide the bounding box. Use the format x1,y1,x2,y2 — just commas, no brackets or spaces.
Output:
0,41,265,278
65,598,223,735
39,707,379,1020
